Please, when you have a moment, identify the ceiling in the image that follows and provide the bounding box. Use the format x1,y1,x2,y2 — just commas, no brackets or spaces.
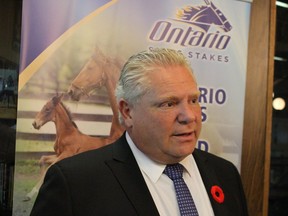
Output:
274,1,288,119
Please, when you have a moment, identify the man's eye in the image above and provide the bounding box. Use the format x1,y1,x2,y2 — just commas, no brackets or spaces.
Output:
191,98,199,104
161,101,175,108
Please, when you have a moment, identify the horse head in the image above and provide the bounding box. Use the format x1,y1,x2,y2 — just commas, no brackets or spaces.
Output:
68,47,107,101
207,1,232,32
176,0,232,33
32,94,64,130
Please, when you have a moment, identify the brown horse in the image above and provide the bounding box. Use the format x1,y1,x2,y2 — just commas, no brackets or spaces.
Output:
25,94,115,201
67,47,124,140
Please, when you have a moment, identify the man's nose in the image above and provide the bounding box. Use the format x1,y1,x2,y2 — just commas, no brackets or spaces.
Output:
177,103,196,124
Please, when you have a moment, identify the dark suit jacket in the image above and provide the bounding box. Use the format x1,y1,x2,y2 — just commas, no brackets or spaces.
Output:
30,134,248,216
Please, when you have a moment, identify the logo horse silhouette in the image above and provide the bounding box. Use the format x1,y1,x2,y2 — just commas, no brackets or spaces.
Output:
176,0,232,32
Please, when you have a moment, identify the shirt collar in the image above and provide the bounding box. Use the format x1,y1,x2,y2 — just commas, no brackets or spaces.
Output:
125,132,195,183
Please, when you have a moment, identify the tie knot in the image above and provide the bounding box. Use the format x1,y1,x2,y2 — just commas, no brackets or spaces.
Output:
164,163,184,180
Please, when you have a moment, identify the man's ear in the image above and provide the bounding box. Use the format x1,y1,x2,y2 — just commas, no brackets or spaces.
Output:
118,99,133,128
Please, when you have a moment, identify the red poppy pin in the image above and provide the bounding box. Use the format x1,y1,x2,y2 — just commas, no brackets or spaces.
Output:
211,185,225,204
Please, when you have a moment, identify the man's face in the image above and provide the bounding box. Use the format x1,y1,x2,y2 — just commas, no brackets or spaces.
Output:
120,66,202,164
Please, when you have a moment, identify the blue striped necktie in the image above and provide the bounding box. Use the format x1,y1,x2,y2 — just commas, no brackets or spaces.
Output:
164,163,199,216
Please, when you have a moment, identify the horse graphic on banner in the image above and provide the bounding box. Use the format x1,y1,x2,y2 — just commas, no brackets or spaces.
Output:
176,0,232,32
68,47,124,141
25,94,114,200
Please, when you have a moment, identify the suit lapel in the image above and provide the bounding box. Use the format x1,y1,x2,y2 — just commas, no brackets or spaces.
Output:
193,149,229,216
105,135,159,216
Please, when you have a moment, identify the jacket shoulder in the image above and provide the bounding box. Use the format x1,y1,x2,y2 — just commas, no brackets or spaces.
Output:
193,148,239,173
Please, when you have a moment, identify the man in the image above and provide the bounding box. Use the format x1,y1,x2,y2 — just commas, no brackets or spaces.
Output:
30,48,248,216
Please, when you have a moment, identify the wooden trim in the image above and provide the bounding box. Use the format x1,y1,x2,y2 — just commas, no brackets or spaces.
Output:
241,0,275,216
264,0,276,214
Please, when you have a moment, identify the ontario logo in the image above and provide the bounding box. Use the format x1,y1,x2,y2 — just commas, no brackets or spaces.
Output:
148,0,233,51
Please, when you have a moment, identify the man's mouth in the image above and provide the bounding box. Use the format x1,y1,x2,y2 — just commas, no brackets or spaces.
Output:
172,132,196,144
174,131,195,137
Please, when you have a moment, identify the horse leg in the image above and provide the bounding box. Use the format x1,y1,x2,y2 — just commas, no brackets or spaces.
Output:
105,79,124,140
23,154,58,201
110,116,123,139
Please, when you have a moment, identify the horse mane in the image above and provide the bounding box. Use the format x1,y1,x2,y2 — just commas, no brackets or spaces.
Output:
177,5,207,22
59,101,78,129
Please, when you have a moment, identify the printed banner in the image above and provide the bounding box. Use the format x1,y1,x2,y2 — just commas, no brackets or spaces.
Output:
13,0,251,214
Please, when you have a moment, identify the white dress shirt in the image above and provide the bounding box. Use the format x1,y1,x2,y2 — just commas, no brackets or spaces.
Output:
126,132,214,216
